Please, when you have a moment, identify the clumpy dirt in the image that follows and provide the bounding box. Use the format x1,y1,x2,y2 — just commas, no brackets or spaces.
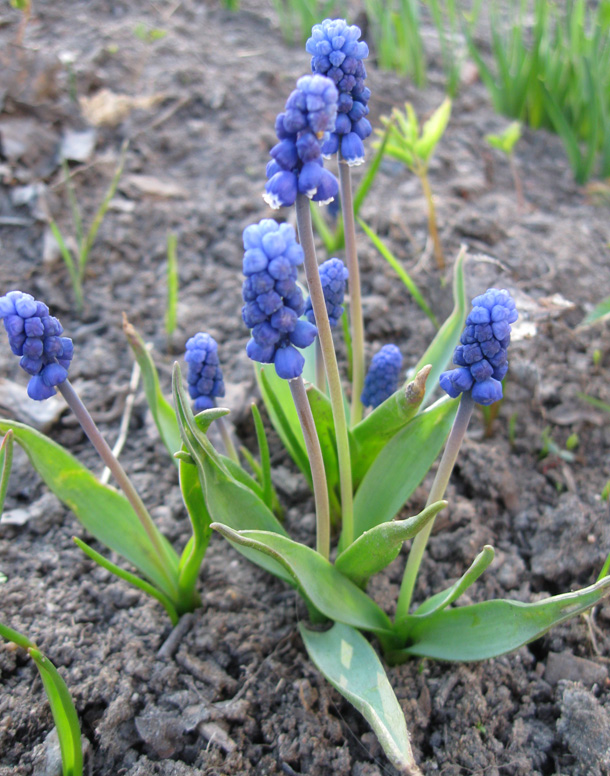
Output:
1,1,610,775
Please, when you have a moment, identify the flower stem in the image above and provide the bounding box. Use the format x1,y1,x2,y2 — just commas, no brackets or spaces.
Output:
338,158,365,425
419,170,444,271
289,376,330,559
216,415,239,464
395,392,474,620
58,380,178,591
296,194,354,548
315,336,325,392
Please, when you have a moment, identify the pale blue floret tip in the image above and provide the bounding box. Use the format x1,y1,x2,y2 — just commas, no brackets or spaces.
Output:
361,344,403,408
305,258,349,328
0,290,73,401
306,18,372,166
185,332,225,412
242,220,318,380
439,288,518,406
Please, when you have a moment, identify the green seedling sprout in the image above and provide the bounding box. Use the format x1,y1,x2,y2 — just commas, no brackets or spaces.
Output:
9,0,32,47
486,121,524,209
377,97,452,271
48,141,128,314
165,231,179,347
0,623,83,776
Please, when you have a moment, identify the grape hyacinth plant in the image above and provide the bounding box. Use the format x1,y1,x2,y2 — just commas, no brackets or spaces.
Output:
361,343,404,409
2,16,610,776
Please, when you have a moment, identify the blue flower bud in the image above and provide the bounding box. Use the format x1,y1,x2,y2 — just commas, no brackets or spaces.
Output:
361,344,403,408
242,220,318,380
439,288,518,406
304,258,348,327
0,291,73,400
184,332,225,412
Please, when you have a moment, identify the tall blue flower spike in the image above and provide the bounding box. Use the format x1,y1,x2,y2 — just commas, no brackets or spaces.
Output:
306,18,372,166
304,258,349,328
0,291,74,401
242,219,318,380
264,74,339,210
361,344,403,408
185,332,225,412
439,288,518,406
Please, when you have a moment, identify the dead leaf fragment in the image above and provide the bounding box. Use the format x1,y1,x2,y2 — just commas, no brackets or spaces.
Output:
79,88,165,127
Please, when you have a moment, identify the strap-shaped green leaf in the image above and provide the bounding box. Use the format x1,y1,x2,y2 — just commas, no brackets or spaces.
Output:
389,577,610,662
0,420,179,601
350,366,430,487
211,525,393,636
353,398,457,540
0,624,83,776
123,317,182,459
0,429,14,515
414,245,467,406
300,622,422,776
306,383,342,520
335,501,447,589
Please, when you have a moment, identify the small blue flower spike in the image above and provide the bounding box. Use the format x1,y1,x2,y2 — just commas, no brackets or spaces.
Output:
242,219,318,380
185,332,225,412
304,258,349,327
306,18,372,166
439,288,518,406
0,290,74,401
264,74,339,210
361,344,403,408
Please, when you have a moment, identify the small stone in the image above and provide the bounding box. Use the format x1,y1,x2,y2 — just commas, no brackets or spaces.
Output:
557,682,610,775
545,652,608,686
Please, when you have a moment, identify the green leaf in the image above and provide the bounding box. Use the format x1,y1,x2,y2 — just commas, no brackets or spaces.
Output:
414,245,467,405
353,398,458,539
357,218,438,327
582,294,610,325
0,419,179,601
123,317,182,459
300,622,421,775
0,623,83,776
335,501,447,588
350,365,431,487
28,648,83,776
389,577,610,662
306,383,342,520
211,525,394,636
74,537,179,625
486,121,522,155
251,402,273,508
0,429,14,515
414,97,452,162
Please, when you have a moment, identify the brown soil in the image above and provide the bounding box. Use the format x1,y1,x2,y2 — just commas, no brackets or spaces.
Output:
1,2,610,775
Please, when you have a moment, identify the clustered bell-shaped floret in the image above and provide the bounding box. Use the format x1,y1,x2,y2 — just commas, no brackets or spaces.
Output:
264,74,339,210
306,18,372,166
242,219,318,380
304,258,349,328
439,288,518,406
361,344,403,409
185,332,225,412
0,290,74,401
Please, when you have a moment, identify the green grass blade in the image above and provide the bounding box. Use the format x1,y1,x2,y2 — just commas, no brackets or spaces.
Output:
251,402,273,509
74,537,179,624
61,157,83,249
48,220,83,312
79,140,128,277
358,218,438,327
165,231,179,340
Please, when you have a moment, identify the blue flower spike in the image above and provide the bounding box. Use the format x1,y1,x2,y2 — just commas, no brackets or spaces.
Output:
361,344,403,409
306,18,372,166
185,332,225,412
439,288,518,406
0,290,74,401
242,219,318,380
304,258,349,328
264,74,339,210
